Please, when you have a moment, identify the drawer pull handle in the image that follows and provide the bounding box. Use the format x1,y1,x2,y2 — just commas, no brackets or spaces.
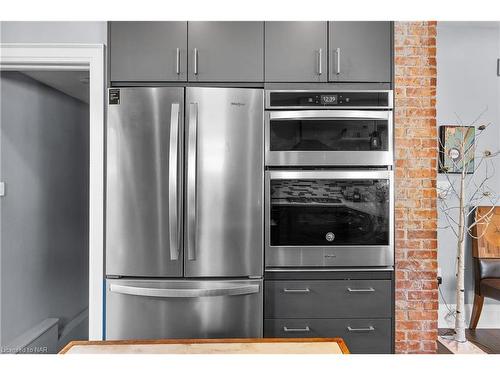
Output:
283,288,310,293
347,326,375,332
347,287,375,293
283,326,310,332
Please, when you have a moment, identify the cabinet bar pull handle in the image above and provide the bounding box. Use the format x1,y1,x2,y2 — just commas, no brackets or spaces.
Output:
317,48,322,75
335,47,341,75
176,48,180,75
347,326,375,332
347,287,375,293
283,326,310,332
193,48,198,75
283,288,310,293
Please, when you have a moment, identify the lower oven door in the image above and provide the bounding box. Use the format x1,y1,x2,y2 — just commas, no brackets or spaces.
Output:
106,279,263,340
265,170,394,267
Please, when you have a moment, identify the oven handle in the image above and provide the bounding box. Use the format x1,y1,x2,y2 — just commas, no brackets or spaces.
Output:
269,110,390,121
266,169,392,180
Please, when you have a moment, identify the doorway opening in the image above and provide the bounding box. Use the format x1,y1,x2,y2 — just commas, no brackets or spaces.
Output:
0,44,105,353
0,69,89,353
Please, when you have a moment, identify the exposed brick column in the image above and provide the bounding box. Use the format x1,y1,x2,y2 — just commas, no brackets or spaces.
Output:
393,21,439,354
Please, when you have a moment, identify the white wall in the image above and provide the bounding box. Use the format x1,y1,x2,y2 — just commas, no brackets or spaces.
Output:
0,21,107,44
0,72,89,350
437,21,500,327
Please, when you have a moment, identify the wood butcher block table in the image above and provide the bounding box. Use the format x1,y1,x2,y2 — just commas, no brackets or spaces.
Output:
60,338,349,354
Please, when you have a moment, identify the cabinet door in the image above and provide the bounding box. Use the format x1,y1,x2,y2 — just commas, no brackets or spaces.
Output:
329,21,392,82
265,22,327,82
109,21,187,82
188,22,264,82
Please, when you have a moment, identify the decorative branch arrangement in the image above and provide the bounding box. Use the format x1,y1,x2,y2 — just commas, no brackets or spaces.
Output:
437,109,499,343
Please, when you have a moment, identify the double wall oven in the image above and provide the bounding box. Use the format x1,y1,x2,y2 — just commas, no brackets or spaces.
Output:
265,90,393,166
264,90,394,268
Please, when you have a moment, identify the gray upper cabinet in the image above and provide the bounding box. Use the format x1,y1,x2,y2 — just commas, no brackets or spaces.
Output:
108,21,393,83
188,22,264,82
329,21,392,83
265,22,327,82
109,22,188,82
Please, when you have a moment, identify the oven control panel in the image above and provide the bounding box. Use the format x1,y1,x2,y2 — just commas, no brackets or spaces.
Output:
305,94,351,105
320,94,338,105
267,91,392,109
313,94,350,105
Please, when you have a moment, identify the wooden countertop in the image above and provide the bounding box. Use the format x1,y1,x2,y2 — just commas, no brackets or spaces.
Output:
60,338,349,354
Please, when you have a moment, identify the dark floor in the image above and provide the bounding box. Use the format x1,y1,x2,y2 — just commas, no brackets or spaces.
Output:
437,329,500,354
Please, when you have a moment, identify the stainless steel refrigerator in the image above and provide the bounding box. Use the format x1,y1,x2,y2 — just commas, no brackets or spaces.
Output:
105,87,263,340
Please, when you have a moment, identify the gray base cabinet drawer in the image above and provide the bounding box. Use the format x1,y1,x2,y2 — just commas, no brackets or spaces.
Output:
264,318,392,354
265,280,391,318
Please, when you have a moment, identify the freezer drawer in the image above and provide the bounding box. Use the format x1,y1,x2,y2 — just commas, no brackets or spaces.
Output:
106,279,263,340
265,279,392,318
264,318,392,354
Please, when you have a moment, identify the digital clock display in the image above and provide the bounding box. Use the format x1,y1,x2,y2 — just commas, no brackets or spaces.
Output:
320,94,338,105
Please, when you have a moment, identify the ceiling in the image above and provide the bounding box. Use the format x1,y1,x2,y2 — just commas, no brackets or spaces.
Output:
22,70,90,103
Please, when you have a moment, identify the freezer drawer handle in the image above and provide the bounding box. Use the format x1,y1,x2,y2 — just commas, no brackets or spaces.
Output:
283,326,310,332
169,103,181,261
109,283,259,298
347,326,375,332
283,288,310,294
347,287,375,293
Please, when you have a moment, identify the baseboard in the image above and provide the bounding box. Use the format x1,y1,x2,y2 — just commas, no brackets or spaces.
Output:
439,303,500,329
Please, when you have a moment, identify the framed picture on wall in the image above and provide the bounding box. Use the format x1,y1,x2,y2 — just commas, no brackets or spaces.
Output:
439,125,475,174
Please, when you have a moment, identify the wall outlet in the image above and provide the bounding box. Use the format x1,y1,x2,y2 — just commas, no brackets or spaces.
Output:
437,267,443,285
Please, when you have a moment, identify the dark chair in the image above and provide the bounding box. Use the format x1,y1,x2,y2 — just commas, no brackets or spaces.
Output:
470,206,500,329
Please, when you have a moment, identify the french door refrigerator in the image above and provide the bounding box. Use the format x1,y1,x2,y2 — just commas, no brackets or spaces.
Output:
106,87,264,340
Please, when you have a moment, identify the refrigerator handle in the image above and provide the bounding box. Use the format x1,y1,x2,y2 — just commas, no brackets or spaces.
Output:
168,103,180,261
187,102,198,261
109,283,259,298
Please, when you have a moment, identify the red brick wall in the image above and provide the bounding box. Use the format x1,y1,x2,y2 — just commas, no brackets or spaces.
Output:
393,21,439,354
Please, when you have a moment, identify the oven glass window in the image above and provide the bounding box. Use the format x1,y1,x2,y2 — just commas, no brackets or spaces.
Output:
270,179,390,246
269,119,388,151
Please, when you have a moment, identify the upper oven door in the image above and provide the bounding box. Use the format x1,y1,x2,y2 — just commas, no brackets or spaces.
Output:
265,170,394,268
265,110,393,166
